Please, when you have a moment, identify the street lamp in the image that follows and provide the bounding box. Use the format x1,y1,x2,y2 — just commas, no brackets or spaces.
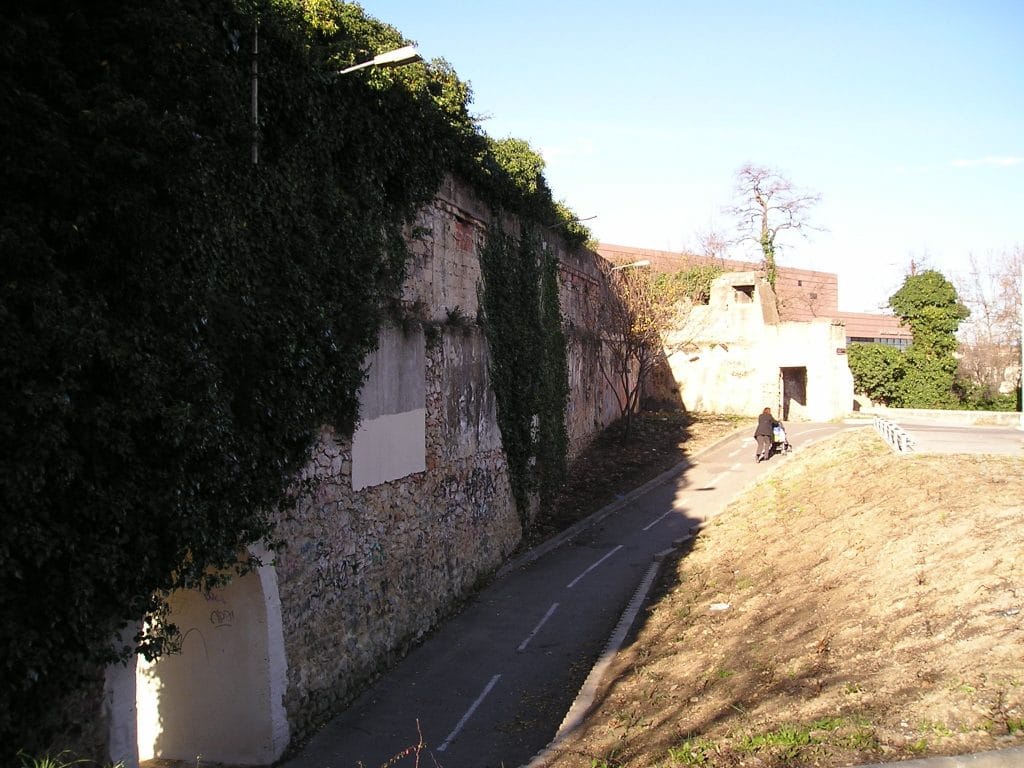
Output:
610,260,651,272
252,43,423,165
335,45,422,75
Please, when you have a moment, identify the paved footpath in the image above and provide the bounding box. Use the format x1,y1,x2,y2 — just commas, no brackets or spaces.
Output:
281,424,846,768
282,421,1023,768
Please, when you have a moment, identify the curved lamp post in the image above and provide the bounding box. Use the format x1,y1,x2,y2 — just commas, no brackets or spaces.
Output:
252,42,423,164
610,260,651,272
335,45,422,75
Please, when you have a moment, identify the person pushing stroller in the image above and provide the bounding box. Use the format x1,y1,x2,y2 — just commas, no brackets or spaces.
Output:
754,407,782,462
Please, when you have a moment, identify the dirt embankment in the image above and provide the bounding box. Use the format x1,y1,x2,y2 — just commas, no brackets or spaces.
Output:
544,426,1024,767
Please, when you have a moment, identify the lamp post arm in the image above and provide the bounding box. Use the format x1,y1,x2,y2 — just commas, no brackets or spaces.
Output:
335,45,422,76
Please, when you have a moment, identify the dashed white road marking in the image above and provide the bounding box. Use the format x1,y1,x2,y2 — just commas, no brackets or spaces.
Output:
728,436,753,455
643,508,675,531
567,545,623,589
695,462,744,490
437,673,502,752
517,603,559,652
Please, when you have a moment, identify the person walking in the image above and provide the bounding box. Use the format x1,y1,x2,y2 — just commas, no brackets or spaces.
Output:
754,407,779,462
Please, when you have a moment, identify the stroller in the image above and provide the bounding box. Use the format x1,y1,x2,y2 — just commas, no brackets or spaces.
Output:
771,423,792,457
757,422,792,462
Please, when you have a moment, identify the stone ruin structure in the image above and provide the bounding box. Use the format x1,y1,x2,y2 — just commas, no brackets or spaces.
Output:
663,271,855,420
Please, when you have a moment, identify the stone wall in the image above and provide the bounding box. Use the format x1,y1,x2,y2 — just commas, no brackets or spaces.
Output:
272,342,520,741
73,176,621,768
558,248,623,455
404,176,621,457
262,179,621,747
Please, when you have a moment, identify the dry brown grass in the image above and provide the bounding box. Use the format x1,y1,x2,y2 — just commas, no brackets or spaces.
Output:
542,427,1024,767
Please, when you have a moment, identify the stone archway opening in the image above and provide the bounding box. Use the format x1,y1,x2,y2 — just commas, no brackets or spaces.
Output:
134,552,289,766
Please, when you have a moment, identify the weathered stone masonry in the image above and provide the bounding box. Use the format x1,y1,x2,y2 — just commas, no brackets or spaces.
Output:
272,342,520,741
108,174,625,768
270,177,621,744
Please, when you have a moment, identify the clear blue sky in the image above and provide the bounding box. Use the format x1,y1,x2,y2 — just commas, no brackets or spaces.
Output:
358,0,1023,312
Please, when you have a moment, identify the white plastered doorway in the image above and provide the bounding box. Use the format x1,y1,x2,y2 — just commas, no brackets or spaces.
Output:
127,548,289,766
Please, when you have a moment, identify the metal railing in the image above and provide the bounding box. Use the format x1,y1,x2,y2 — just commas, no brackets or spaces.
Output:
873,416,916,453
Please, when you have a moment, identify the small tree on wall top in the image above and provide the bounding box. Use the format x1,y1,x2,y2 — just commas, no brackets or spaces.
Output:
728,163,821,289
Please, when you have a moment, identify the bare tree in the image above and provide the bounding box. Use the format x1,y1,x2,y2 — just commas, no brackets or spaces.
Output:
597,264,688,441
727,163,821,288
955,247,1023,401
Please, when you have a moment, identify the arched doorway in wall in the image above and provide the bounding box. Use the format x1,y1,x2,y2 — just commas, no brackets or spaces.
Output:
780,366,808,421
135,551,289,766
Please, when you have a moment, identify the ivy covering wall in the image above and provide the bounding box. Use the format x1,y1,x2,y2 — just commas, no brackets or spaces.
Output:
0,0,583,755
478,223,569,523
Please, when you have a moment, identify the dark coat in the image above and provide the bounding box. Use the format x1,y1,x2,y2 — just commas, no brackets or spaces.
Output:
755,412,778,437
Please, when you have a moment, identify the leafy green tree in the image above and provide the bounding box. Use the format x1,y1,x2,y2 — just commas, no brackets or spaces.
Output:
847,270,969,408
890,270,970,355
490,137,548,195
891,270,970,408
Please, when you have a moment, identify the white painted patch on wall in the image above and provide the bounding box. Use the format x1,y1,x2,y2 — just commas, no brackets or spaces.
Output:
351,326,427,491
352,408,427,490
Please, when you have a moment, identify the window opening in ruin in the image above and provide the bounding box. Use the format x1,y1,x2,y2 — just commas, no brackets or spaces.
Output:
733,285,755,303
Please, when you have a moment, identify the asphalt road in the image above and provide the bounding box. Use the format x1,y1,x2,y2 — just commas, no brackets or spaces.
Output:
886,419,1024,456
280,422,848,768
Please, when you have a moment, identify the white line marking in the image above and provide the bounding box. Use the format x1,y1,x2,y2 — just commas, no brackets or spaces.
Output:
518,603,559,652
696,463,743,490
705,471,728,487
567,545,623,589
436,673,502,752
643,508,675,530
549,556,665,747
